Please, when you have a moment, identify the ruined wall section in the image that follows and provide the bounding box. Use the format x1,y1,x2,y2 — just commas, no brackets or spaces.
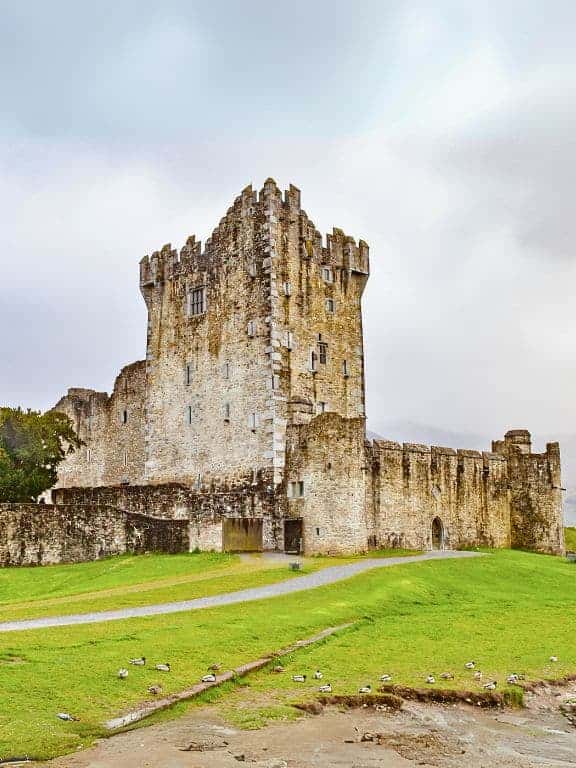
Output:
53,468,282,552
493,430,564,555
140,185,278,485
372,440,510,550
53,361,146,488
284,413,370,554
0,504,188,566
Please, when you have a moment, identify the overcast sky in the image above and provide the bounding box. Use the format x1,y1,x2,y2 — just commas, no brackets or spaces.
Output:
1,0,575,449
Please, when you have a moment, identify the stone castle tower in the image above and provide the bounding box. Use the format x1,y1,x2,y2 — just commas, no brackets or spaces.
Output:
53,179,564,557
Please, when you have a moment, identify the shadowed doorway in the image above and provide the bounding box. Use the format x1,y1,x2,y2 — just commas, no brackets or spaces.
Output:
432,517,444,550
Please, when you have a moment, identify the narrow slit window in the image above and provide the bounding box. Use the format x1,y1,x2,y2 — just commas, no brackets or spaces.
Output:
283,281,292,296
249,413,257,432
247,320,256,337
187,405,193,425
224,402,231,421
123,449,128,467
86,448,91,464
318,401,327,414
223,362,230,379
185,363,193,386
342,359,349,377
122,409,128,424
286,331,293,350
310,349,318,372
271,374,280,390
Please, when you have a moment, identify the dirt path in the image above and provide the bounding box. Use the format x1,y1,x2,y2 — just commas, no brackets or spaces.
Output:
0,550,481,633
43,685,576,768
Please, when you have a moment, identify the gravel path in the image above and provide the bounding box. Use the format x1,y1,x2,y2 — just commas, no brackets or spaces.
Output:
0,550,482,633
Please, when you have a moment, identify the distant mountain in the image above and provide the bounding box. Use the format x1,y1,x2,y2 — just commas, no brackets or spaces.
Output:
367,419,576,526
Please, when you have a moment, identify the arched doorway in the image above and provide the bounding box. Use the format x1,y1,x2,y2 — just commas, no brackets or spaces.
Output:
431,517,444,550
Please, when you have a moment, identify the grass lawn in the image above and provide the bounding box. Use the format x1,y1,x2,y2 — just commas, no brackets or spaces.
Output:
565,526,576,551
0,552,357,622
0,549,574,759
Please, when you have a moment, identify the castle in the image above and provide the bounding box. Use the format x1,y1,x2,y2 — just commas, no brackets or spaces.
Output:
49,179,565,557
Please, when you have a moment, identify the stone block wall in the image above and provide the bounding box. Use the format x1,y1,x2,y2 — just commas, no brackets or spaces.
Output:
284,414,370,554
371,441,510,550
0,504,188,567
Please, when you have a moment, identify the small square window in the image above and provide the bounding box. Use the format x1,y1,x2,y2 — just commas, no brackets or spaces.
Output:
321,266,333,283
288,480,304,499
325,298,335,313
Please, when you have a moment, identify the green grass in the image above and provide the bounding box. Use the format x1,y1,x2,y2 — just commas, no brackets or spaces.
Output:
565,526,576,551
0,549,574,759
0,552,354,621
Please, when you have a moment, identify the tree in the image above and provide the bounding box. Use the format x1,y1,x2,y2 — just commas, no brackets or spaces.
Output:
0,408,83,503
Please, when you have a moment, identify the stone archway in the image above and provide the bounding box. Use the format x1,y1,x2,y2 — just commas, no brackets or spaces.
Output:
431,517,444,550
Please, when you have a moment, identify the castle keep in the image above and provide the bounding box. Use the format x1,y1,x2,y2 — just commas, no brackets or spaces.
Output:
45,179,564,560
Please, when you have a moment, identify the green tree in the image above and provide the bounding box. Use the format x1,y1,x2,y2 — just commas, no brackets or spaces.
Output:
0,408,83,503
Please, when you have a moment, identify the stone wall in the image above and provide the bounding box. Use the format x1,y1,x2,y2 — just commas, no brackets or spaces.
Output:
0,504,189,566
284,414,370,554
52,469,282,552
493,431,565,554
371,441,510,550
54,361,146,488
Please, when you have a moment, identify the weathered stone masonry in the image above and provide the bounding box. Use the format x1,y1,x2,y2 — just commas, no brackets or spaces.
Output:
19,178,562,563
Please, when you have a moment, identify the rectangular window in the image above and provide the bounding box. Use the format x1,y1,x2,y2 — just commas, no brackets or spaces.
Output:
283,281,292,296
318,342,328,365
185,363,193,386
247,320,256,337
342,359,349,377
325,298,335,313
321,266,333,283
224,402,231,421
188,287,206,316
271,374,280,390
288,480,305,499
121,409,128,424
187,405,193,425
247,260,257,277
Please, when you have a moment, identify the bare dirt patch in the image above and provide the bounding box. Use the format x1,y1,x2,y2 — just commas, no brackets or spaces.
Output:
43,682,576,768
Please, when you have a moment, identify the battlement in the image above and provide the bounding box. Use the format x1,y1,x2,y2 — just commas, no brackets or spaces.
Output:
139,179,369,292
